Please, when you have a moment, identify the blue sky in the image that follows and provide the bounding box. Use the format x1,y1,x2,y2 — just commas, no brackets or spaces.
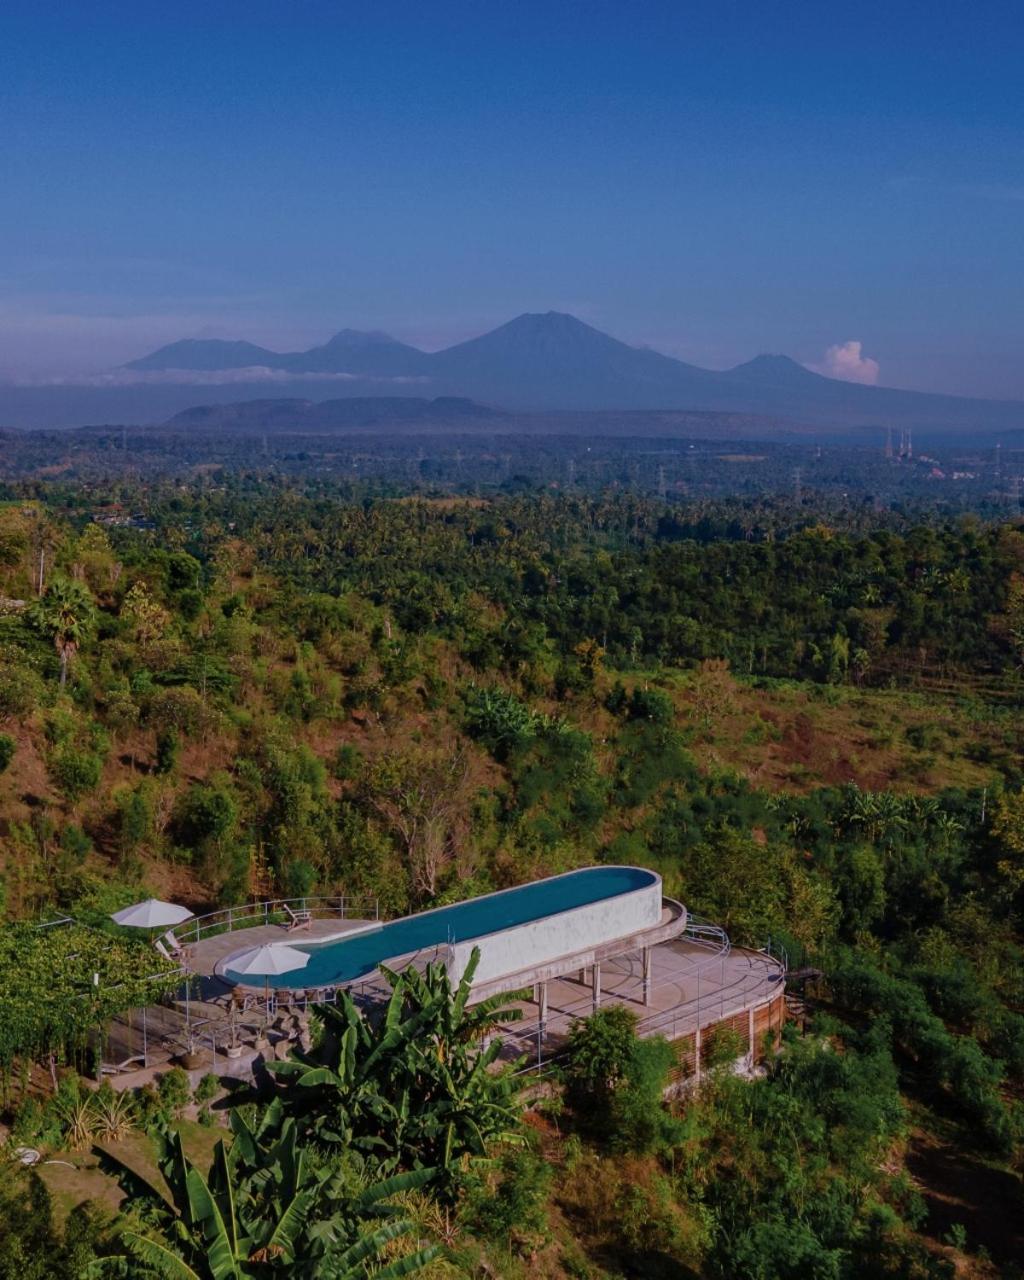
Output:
1,1,1022,395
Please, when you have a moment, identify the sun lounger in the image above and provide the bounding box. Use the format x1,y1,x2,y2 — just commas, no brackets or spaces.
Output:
281,903,312,932
161,930,194,962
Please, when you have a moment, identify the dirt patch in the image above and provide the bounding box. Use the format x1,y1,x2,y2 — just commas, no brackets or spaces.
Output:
906,1126,1024,1268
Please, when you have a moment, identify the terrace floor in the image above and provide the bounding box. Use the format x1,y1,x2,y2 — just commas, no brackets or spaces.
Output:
499,938,783,1061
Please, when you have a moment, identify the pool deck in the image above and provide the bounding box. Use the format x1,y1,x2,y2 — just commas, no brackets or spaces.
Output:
189,899,686,999
189,917,370,978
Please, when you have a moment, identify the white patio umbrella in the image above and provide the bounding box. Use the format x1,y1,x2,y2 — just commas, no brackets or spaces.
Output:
111,898,194,929
227,943,311,1008
110,898,196,1061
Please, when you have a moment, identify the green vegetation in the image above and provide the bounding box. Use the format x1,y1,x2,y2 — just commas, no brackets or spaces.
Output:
0,481,1023,1276
272,948,524,1204
95,1109,439,1278
0,922,179,1075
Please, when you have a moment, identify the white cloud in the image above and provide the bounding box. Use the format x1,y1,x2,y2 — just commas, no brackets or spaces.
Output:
810,340,880,385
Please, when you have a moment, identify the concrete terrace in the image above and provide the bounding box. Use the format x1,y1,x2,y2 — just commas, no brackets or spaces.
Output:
500,938,783,1062
101,924,782,1088
96,875,785,1087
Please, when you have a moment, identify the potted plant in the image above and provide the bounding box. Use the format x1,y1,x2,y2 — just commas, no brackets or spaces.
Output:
225,1006,244,1059
178,1030,205,1070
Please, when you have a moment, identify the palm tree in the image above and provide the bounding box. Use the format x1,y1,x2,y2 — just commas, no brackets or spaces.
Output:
91,1104,439,1278
28,576,97,688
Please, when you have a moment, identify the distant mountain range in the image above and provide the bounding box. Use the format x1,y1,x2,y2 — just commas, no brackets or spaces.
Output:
2,312,1022,434
129,328,430,378
126,312,1024,434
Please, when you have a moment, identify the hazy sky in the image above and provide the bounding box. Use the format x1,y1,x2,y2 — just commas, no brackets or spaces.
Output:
1,1,1022,396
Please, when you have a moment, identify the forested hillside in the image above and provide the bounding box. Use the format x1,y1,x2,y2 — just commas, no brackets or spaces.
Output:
1,481,1023,1277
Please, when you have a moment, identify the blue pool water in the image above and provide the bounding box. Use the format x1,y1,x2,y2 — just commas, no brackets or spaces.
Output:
224,866,657,989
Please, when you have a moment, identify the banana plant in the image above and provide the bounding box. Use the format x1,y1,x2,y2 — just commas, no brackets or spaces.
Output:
272,946,525,1201
89,1105,439,1278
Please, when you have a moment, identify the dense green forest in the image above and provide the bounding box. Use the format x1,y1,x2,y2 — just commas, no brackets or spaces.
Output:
1,478,1023,1278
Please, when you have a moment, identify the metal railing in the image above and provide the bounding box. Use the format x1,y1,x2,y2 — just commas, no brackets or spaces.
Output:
183,895,379,943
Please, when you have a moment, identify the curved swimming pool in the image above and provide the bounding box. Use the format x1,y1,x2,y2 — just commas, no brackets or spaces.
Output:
223,865,659,990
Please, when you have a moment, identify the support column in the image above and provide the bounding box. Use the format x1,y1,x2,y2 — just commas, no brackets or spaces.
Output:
536,981,548,1067
748,1006,755,1065
592,962,602,1013
642,946,652,1006
694,1026,702,1085
577,967,587,985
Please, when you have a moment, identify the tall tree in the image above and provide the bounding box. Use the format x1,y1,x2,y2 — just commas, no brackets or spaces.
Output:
28,576,97,688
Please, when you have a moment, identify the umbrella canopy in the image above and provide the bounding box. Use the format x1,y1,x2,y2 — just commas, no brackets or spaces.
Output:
111,898,194,929
227,943,311,978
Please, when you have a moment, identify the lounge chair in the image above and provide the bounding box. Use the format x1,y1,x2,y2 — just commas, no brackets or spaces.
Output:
153,938,177,964
161,930,194,962
281,903,312,932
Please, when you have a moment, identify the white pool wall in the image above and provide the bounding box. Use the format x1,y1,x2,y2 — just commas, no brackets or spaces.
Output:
445,867,663,987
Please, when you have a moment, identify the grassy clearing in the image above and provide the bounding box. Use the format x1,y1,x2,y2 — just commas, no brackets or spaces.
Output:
36,1117,224,1224
638,670,1019,793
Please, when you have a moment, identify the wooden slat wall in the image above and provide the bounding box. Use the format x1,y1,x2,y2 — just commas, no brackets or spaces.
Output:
664,991,786,1085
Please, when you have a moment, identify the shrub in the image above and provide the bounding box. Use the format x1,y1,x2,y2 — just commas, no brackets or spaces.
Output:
464,685,539,758
565,1005,639,1117
156,1067,192,1119
91,1081,137,1142
193,1072,220,1105
174,781,237,846
0,732,14,774
58,823,92,864
116,782,157,853
47,745,103,801
53,1079,95,1150
0,664,44,720
463,1148,552,1251
332,743,364,781
628,686,675,725
564,1007,680,1154
282,857,317,899
154,727,180,775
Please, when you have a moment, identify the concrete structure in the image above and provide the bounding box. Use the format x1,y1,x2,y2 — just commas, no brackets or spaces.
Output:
216,867,685,1006
99,871,786,1085
500,931,785,1070
444,866,666,987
